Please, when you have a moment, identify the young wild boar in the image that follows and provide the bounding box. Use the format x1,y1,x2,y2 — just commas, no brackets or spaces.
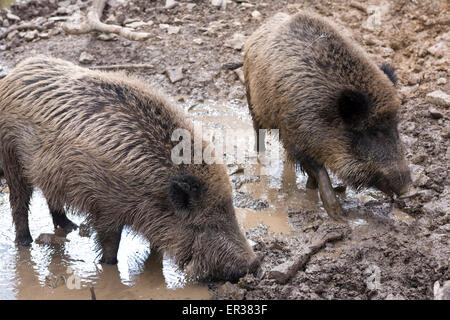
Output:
0,56,259,281
244,12,411,220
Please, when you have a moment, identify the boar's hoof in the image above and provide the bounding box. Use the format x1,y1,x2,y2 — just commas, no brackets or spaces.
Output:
59,220,78,233
52,214,78,232
15,234,33,246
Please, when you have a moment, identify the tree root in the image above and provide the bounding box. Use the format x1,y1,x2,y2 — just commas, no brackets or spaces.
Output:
62,0,151,41
267,230,345,284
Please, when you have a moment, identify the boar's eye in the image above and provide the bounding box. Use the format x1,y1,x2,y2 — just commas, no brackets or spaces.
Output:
337,89,369,125
380,63,398,86
168,174,202,214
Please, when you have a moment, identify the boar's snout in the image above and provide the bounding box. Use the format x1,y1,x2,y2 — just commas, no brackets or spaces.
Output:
224,256,261,283
373,163,412,197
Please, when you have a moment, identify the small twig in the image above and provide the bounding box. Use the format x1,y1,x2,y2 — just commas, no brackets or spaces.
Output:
90,63,154,70
62,0,151,41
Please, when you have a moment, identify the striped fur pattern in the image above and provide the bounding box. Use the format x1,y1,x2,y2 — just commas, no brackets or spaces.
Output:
0,56,258,281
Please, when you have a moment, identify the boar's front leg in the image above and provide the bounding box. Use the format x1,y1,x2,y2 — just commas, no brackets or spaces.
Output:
94,223,123,265
302,159,345,221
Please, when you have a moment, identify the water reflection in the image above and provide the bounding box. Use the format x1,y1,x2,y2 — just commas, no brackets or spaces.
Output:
0,189,210,300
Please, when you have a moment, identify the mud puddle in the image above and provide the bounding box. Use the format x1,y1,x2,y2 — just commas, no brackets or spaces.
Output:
0,185,211,300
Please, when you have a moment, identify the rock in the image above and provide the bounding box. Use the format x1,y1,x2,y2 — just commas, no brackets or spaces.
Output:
410,164,429,187
107,0,127,7
211,0,226,9
35,233,68,245
429,107,443,119
251,10,262,21
427,41,447,58
164,0,179,9
224,33,246,51
426,90,450,108
192,38,203,45
79,52,94,64
186,3,196,10
437,78,447,85
217,281,245,300
363,4,390,30
241,2,254,8
6,12,20,22
167,25,180,35
39,32,49,39
7,29,18,40
23,30,39,42
434,281,450,300
166,66,184,83
268,260,296,283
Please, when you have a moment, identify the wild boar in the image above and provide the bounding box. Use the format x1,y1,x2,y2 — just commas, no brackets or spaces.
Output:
243,12,411,220
0,56,259,281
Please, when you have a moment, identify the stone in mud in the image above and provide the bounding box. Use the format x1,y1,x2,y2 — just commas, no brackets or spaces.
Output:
217,281,245,300
427,41,447,58
267,259,297,284
23,30,39,42
251,10,262,21
224,33,246,50
426,90,450,108
409,164,429,187
165,66,184,83
434,281,450,300
6,12,20,22
437,78,447,85
167,26,180,35
164,0,179,10
35,233,69,245
79,52,94,64
429,107,443,119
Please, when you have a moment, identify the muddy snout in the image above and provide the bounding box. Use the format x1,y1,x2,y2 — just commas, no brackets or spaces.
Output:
226,256,261,283
375,164,412,197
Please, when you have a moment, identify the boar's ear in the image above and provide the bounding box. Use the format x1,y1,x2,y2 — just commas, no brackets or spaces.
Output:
380,63,397,86
337,89,369,124
168,174,202,212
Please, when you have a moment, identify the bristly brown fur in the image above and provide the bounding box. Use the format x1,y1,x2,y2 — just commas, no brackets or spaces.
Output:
244,12,410,194
0,56,258,281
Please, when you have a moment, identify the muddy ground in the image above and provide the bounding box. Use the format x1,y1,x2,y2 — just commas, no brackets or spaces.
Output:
0,0,448,300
